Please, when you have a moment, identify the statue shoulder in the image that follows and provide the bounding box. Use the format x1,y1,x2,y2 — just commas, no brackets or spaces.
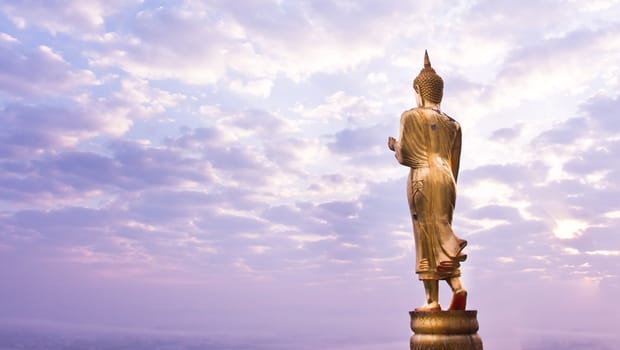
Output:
400,108,424,121
441,112,460,128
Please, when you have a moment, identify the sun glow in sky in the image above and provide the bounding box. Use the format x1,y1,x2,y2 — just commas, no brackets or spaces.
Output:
1,1,620,349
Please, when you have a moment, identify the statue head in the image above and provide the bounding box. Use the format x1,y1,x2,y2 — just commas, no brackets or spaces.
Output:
413,50,443,105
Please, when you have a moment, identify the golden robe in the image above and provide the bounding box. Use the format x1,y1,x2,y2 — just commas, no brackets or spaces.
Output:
394,107,467,280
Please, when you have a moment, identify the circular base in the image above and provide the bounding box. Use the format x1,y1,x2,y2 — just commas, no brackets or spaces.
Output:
410,310,479,334
410,333,483,350
410,310,482,350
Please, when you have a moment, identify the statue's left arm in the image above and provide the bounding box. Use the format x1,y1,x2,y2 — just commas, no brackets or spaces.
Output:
450,124,462,183
392,110,414,165
388,111,407,164
388,136,396,151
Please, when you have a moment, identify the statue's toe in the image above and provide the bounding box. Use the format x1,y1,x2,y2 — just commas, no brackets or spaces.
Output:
414,302,442,312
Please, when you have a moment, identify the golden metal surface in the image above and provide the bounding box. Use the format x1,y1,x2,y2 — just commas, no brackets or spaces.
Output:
410,334,483,350
410,311,483,350
388,51,469,310
413,50,444,104
410,310,479,334
398,52,482,350
395,107,466,281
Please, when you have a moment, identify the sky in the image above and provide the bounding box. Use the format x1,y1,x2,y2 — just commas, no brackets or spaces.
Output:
0,0,619,349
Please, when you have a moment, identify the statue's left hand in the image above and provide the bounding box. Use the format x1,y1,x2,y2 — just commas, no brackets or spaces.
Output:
388,136,396,151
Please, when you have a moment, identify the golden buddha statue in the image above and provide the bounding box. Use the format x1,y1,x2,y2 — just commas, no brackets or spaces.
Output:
388,51,468,312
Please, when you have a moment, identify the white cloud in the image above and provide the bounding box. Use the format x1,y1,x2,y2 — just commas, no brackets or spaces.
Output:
603,210,620,219
553,219,588,239
460,180,516,209
586,250,620,256
80,1,437,87
112,78,186,117
0,32,17,42
366,72,388,84
0,0,140,36
497,256,515,263
293,91,383,126
563,247,580,255
250,245,271,254
229,78,274,98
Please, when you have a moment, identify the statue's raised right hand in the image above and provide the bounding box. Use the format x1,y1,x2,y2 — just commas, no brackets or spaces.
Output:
388,136,396,151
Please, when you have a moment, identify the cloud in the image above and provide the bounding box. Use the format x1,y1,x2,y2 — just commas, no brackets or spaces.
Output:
490,27,620,108
293,91,383,125
0,0,140,36
0,137,218,210
0,103,109,157
489,123,523,142
0,41,95,97
327,124,388,155
109,139,214,189
452,93,620,288
80,1,439,89
229,79,274,98
0,74,187,160
216,109,296,140
468,204,523,222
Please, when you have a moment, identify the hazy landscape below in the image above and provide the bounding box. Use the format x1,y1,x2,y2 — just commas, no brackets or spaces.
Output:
0,321,405,350
0,322,618,350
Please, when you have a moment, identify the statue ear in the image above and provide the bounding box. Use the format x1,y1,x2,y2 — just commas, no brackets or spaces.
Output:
414,84,420,94
414,84,424,107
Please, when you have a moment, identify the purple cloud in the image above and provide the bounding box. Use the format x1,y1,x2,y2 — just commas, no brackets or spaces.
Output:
0,40,94,97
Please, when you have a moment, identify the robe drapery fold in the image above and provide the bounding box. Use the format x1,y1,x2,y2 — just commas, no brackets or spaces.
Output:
394,108,467,280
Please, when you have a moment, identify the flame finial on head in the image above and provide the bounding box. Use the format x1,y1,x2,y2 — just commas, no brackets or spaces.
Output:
413,50,443,104
424,50,431,68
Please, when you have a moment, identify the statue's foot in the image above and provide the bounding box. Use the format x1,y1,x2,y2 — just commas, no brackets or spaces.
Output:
415,302,441,312
447,289,467,311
